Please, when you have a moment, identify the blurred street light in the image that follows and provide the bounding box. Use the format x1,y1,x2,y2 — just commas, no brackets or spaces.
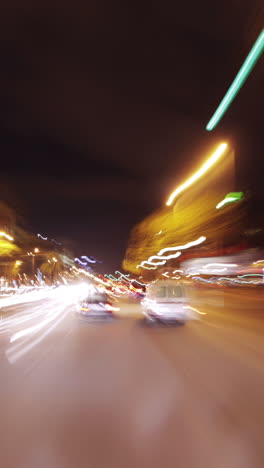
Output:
166,143,228,206
216,192,244,209
0,231,14,241
206,30,264,131
34,248,39,253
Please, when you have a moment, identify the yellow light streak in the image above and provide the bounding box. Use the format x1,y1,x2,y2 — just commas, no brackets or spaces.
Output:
166,143,228,206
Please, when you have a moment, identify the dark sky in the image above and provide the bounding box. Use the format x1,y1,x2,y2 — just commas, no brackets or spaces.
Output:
0,1,263,271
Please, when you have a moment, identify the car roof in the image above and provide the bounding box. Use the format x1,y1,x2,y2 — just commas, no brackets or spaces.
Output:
147,280,183,288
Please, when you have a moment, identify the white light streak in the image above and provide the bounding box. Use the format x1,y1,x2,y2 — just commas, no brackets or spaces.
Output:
158,236,206,255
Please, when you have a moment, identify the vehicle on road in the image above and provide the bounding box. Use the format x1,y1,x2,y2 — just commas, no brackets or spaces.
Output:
141,280,191,324
76,286,119,320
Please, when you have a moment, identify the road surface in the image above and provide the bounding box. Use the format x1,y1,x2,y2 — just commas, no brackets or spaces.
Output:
1,286,264,468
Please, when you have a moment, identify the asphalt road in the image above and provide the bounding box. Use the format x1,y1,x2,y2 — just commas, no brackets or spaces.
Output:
1,287,264,468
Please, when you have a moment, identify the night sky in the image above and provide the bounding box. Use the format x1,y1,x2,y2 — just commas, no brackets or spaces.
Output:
0,1,263,271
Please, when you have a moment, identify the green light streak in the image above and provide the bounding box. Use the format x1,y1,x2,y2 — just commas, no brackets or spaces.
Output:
207,30,264,131
216,191,243,209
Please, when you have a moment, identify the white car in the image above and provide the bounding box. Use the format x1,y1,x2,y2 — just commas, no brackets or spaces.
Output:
75,288,119,320
141,280,191,324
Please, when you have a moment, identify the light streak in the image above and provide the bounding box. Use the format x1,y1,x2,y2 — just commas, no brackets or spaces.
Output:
166,143,228,206
0,231,14,241
141,259,167,267
51,238,62,245
184,305,206,315
137,264,157,270
216,197,238,209
147,252,181,263
75,258,87,266
77,268,113,288
206,30,264,131
137,236,205,270
7,306,69,364
37,233,48,240
108,274,119,281
10,307,63,343
162,272,170,278
158,236,206,255
115,271,130,279
81,256,96,263
115,271,146,286
238,274,263,278
138,254,181,269
216,192,243,209
202,263,238,268
139,251,182,269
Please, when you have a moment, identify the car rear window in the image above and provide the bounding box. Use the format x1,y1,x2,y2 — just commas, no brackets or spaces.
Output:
167,286,183,298
156,286,166,298
153,285,183,298
85,293,108,303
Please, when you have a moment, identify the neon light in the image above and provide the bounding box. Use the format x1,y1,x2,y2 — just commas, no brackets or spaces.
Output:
166,143,228,206
207,30,264,130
